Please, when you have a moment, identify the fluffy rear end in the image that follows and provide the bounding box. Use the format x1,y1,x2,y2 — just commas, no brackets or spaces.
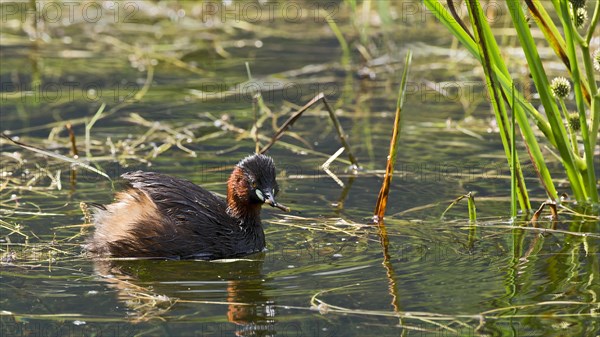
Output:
84,189,167,257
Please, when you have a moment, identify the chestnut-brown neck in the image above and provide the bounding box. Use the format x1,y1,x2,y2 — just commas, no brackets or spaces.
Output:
227,166,261,223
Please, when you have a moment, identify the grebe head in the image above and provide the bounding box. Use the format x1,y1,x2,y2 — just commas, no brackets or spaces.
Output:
227,154,288,219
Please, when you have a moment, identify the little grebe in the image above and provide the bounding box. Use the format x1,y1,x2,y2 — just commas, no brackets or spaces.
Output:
84,154,288,260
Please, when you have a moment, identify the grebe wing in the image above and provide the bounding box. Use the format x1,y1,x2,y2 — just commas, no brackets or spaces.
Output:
121,171,228,223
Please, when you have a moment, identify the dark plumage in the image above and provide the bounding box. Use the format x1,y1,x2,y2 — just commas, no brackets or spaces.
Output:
84,154,288,260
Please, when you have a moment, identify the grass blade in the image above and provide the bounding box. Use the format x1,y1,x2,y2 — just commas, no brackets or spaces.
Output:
555,0,598,203
424,0,554,144
373,50,412,221
425,0,558,203
508,1,586,201
440,192,476,221
85,103,106,159
511,84,517,218
467,192,477,223
1,134,111,181
465,0,531,210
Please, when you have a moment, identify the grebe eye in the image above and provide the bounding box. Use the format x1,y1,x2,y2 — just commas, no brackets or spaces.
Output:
251,181,258,188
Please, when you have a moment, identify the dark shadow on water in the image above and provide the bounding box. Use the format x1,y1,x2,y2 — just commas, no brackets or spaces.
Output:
92,253,275,336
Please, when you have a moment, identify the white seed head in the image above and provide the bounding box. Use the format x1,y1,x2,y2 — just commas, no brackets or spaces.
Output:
550,77,571,99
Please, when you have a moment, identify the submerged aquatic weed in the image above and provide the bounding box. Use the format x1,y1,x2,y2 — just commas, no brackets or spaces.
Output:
550,77,571,98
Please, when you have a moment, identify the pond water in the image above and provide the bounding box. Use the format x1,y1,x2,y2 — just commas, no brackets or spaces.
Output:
1,1,599,336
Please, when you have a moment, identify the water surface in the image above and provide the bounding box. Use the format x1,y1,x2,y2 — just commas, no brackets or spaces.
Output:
1,2,598,336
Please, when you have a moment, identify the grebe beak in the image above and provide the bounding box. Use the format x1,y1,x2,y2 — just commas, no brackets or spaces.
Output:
264,191,290,212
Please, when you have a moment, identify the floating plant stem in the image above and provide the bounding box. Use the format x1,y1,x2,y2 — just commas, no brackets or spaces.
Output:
1,134,110,181
322,147,345,188
259,93,359,167
321,97,358,167
440,192,477,222
0,219,29,241
531,201,558,225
